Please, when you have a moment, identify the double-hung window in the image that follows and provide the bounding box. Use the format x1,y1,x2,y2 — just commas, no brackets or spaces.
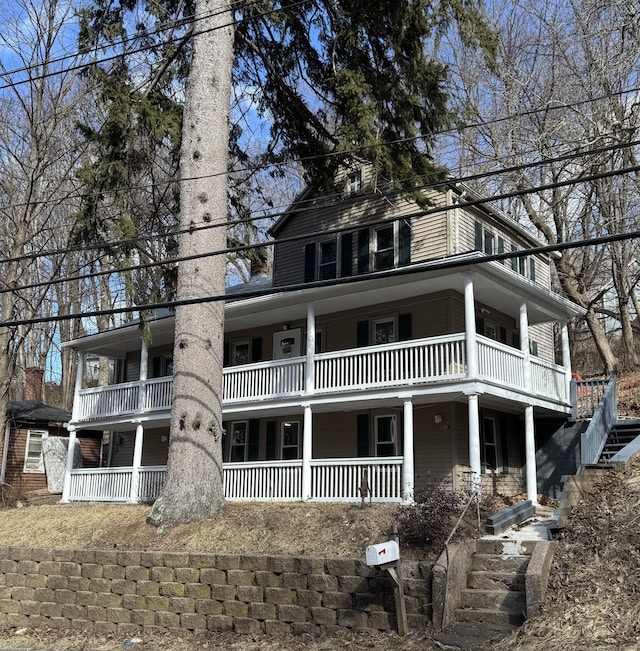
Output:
281,421,300,459
374,224,395,271
318,239,338,280
375,415,397,456
229,421,247,462
373,318,396,345
24,429,48,473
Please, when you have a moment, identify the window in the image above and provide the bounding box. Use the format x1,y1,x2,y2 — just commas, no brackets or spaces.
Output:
373,318,396,345
24,429,48,473
484,231,495,255
346,171,362,195
281,421,300,460
482,417,498,472
229,421,247,462
232,341,250,366
375,415,397,456
374,224,395,270
318,239,338,280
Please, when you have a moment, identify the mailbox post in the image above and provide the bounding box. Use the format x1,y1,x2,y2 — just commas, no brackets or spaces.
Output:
365,538,407,636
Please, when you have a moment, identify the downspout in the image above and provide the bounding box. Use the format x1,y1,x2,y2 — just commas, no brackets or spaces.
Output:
0,421,10,484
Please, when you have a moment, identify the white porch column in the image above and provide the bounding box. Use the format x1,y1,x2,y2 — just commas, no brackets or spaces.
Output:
561,321,572,401
138,338,149,411
71,351,85,422
61,427,78,503
464,274,478,378
301,404,313,501
524,405,538,505
519,300,531,390
305,303,316,395
401,399,414,503
467,392,482,495
129,423,145,504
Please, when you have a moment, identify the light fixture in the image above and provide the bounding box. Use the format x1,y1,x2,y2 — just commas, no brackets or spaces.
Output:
480,307,491,315
434,414,443,424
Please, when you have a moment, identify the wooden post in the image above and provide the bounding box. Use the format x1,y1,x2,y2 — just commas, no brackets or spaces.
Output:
386,525,407,636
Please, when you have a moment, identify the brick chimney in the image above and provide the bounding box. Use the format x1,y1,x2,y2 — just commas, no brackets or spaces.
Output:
25,366,44,401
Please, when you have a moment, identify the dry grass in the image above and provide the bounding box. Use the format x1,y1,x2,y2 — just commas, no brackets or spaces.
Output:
0,501,429,560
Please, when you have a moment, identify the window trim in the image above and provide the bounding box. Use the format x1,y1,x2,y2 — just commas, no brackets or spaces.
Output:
231,340,250,366
372,316,397,345
318,238,338,280
229,420,248,462
23,429,48,474
281,421,300,460
346,170,362,195
375,415,397,457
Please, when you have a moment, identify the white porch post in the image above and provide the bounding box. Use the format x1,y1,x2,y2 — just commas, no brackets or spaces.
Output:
305,303,316,395
525,405,538,505
519,300,531,390
561,321,572,401
129,423,145,504
138,338,149,411
466,392,482,495
402,399,414,503
520,301,538,505
302,404,313,500
464,274,478,378
61,427,78,503
71,351,85,422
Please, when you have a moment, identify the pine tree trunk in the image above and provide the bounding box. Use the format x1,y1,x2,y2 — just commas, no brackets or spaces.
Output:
148,0,233,527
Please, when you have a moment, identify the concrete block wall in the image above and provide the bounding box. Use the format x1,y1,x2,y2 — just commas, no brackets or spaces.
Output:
0,547,431,636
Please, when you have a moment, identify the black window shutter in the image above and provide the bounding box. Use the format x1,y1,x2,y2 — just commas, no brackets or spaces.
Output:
248,419,260,461
251,337,263,362
499,326,507,344
399,219,411,266
399,313,412,341
340,232,353,277
513,332,520,348
511,245,518,271
529,257,536,282
498,236,505,263
500,417,509,474
152,357,161,378
357,320,369,347
476,316,485,336
474,222,483,251
357,414,370,457
223,343,230,367
357,229,369,273
304,243,316,282
266,421,277,460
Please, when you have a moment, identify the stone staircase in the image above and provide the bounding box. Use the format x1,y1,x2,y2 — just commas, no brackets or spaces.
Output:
455,539,535,628
599,419,640,462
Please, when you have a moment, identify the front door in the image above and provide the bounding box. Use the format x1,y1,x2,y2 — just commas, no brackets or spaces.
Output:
273,328,302,359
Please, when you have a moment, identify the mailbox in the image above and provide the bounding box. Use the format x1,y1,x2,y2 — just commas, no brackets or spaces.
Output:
365,540,400,566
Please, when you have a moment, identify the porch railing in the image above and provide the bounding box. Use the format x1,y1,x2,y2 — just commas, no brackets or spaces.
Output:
314,335,466,393
65,457,404,504
310,457,403,502
73,333,570,423
580,376,617,466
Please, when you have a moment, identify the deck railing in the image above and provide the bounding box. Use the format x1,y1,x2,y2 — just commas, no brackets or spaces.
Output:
65,457,404,504
72,333,570,423
580,376,617,466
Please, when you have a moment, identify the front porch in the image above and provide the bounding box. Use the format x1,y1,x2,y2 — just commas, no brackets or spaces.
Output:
64,457,404,504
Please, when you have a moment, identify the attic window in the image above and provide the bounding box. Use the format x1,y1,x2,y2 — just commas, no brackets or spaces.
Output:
346,171,362,195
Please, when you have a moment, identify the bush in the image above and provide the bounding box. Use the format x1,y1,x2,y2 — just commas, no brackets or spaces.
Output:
0,482,18,509
396,482,465,548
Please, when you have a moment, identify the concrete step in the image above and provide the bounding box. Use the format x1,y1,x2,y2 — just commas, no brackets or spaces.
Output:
475,539,536,556
460,588,526,611
455,606,526,627
471,553,530,573
467,570,525,591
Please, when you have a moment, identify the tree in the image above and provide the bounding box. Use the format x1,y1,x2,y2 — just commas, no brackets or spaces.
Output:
442,0,640,375
78,0,497,526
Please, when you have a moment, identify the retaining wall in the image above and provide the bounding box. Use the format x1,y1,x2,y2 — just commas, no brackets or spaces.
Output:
0,547,431,636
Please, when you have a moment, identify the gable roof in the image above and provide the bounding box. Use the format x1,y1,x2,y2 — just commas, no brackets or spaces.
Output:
7,400,70,426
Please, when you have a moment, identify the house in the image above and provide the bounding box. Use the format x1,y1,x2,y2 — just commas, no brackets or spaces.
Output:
0,368,102,497
59,164,583,505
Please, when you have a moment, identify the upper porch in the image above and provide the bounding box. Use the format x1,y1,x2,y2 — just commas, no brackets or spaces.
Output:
72,332,571,426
